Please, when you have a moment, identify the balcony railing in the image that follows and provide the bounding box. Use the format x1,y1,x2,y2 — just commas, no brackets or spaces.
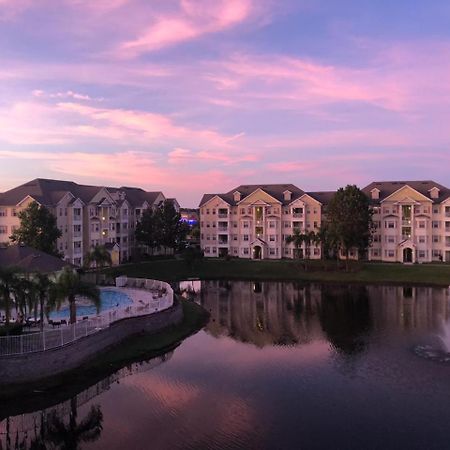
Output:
218,227,228,232
218,213,228,218
73,231,82,238
292,213,303,218
73,215,82,221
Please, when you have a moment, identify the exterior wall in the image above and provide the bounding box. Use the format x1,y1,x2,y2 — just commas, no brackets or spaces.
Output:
0,182,172,267
0,299,183,385
200,193,322,260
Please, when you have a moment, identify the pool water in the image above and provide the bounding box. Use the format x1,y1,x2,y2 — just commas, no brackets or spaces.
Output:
49,289,133,319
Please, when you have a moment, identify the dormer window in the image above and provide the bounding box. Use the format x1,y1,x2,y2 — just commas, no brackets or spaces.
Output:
283,190,292,201
233,191,241,202
429,187,440,199
371,188,380,200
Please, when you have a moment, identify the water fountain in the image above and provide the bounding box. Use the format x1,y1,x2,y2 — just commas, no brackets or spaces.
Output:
415,319,450,362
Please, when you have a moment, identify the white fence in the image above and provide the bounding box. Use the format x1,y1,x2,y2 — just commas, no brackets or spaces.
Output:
0,277,174,357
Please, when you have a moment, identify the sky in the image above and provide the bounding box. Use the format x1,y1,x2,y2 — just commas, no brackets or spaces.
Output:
0,0,450,206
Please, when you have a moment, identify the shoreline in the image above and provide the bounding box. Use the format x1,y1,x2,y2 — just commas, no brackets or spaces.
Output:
0,299,209,416
104,259,450,288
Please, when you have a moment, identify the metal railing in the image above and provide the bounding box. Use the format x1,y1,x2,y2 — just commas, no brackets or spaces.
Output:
0,278,174,357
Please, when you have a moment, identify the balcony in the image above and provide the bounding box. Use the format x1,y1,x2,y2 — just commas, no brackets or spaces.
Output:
218,227,228,233
292,213,303,218
402,219,412,226
73,247,82,254
218,213,228,219
218,238,229,245
73,214,82,222
73,231,82,238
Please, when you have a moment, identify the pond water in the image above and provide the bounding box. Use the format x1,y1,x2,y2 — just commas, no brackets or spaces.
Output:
2,281,450,450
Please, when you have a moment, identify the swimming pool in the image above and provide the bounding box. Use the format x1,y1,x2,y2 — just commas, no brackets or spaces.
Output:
49,289,133,320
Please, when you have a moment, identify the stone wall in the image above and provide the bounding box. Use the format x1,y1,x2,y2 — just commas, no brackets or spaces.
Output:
0,299,183,385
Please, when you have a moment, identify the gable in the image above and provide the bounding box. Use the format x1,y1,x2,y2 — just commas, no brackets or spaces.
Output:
382,185,432,203
201,195,230,208
297,193,321,206
239,189,281,206
90,187,115,204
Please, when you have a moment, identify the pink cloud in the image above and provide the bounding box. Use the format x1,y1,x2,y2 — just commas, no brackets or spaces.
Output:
116,0,253,57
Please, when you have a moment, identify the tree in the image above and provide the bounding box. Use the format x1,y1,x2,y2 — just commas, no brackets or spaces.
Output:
135,207,162,255
33,273,53,331
49,267,100,324
325,185,374,271
84,245,112,284
0,266,20,326
135,201,189,256
157,200,189,254
10,201,62,257
285,229,306,259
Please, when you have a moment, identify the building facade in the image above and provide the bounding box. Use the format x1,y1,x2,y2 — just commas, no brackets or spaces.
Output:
199,184,334,260
199,181,450,263
0,179,169,266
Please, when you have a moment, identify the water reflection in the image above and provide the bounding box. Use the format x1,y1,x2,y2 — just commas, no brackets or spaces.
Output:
0,352,172,450
199,281,450,352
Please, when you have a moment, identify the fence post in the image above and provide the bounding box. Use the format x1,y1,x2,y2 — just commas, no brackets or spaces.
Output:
43,331,46,351
73,323,76,342
20,334,23,354
85,320,88,337
60,327,63,347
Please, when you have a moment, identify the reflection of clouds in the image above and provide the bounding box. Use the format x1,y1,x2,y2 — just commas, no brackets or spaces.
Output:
91,369,259,450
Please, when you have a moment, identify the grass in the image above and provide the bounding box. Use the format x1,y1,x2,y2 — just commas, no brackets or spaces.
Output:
104,258,450,287
0,299,209,416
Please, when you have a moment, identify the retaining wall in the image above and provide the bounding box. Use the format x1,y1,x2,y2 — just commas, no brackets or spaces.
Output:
0,299,183,385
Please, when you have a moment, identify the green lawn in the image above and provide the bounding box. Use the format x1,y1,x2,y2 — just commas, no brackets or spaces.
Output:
105,258,450,287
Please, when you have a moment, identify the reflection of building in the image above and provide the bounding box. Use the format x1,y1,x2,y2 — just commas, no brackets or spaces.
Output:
201,280,324,347
0,179,174,266
200,281,450,351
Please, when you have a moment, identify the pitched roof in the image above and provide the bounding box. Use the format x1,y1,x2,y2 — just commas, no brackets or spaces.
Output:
199,184,305,206
362,180,450,203
0,178,166,208
0,245,72,273
306,191,336,205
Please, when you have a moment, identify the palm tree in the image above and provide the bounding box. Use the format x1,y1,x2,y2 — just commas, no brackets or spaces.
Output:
285,229,306,259
11,276,35,321
84,245,112,284
0,266,21,326
33,273,53,331
49,267,100,324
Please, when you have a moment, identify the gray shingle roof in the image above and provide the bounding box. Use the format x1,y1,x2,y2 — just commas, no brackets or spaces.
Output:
199,184,306,207
0,244,72,273
0,178,165,208
362,180,450,203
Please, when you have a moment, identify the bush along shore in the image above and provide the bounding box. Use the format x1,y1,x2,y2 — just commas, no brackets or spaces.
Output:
104,258,450,287
0,299,209,415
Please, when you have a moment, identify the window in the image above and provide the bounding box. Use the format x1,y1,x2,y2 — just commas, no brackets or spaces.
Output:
243,221,249,228
269,221,275,228
243,248,249,255
432,221,440,228
212,247,217,253
12,209,17,217
418,236,426,243
385,221,395,229
269,248,275,255
269,235,276,242
433,235,440,243
243,235,249,241
0,225,7,234
418,221,426,229
314,248,320,256
418,250,426,258
0,208,6,217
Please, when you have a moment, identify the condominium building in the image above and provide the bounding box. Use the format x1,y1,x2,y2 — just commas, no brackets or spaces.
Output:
0,179,169,266
199,180,450,263
199,184,334,259
363,180,450,263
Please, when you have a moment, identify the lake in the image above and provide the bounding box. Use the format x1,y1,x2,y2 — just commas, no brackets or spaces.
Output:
2,281,450,450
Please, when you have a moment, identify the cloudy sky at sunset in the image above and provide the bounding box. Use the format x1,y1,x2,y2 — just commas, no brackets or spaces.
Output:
1,0,449,206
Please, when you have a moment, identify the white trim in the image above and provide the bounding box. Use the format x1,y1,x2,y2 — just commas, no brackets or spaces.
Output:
381,184,432,203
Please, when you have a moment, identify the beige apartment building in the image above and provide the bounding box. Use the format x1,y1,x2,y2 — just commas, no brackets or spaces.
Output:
199,180,450,264
0,179,169,266
199,184,334,260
